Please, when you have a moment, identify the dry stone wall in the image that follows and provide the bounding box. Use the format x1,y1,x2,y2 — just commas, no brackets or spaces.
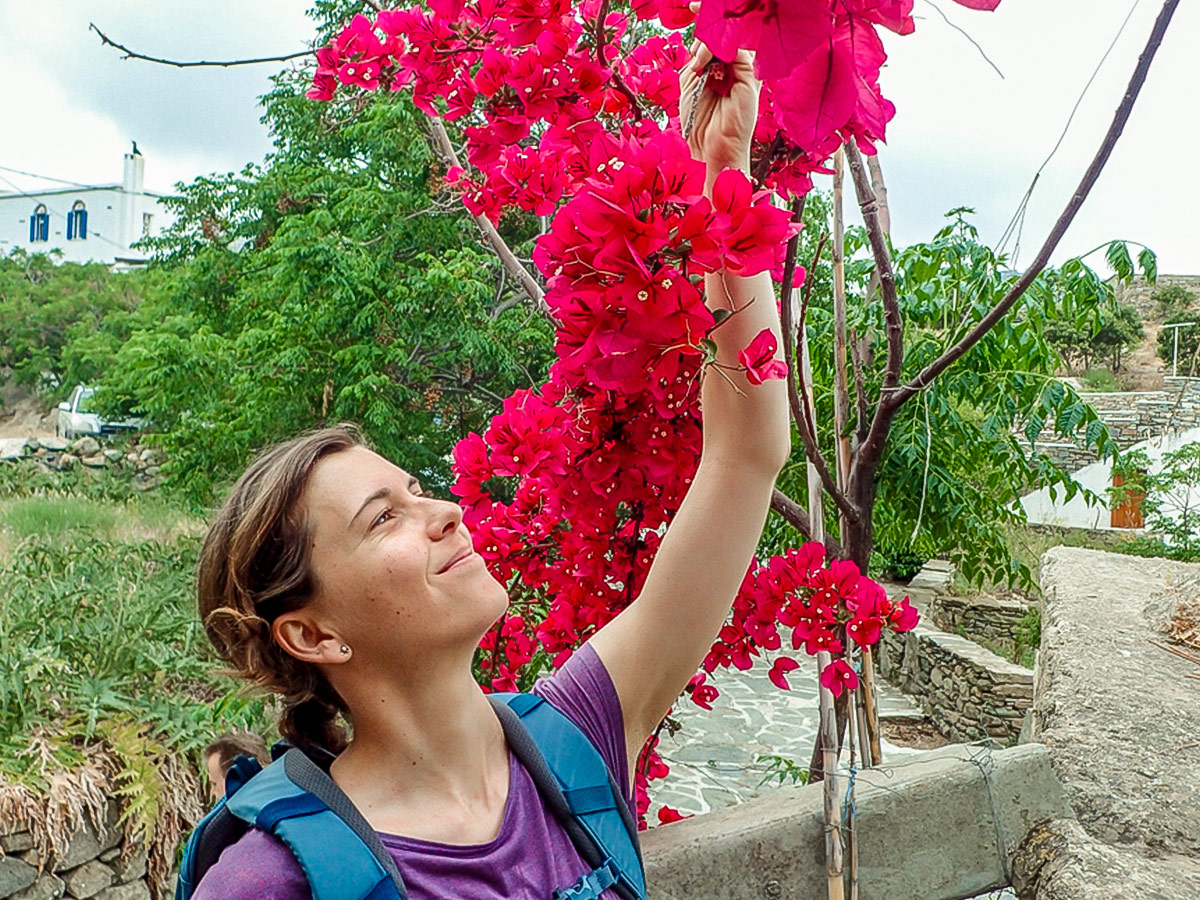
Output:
1034,376,1200,470
876,623,1033,744
929,592,1031,657
0,803,152,900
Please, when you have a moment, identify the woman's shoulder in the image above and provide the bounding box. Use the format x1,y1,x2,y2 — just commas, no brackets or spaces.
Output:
192,826,310,900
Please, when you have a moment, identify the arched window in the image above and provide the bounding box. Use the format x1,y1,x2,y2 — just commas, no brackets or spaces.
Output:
67,201,88,240
29,204,49,243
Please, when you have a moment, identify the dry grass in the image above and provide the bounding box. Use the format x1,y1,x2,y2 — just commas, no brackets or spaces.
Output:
1168,597,1200,652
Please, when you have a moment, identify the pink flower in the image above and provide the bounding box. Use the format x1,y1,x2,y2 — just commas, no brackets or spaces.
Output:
819,659,859,698
769,656,801,690
739,329,788,386
695,0,834,81
687,672,720,709
952,0,1001,8
657,805,693,824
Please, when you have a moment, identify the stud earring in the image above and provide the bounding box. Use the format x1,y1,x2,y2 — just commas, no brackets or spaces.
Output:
339,645,350,655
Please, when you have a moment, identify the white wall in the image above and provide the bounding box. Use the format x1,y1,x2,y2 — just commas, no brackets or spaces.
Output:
0,153,173,266
1021,425,1200,532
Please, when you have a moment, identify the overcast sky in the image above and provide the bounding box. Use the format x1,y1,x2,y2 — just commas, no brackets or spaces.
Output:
1,1,1195,274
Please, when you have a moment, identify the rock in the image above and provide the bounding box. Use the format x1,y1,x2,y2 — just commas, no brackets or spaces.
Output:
137,449,158,465
10,873,65,900
108,846,146,885
92,883,149,900
0,833,34,853
101,450,123,463
1012,818,1200,900
51,811,121,873
39,438,67,452
0,438,27,460
62,861,113,899
79,455,107,469
0,857,38,897
55,454,78,472
70,437,100,457
143,466,159,479
123,454,138,465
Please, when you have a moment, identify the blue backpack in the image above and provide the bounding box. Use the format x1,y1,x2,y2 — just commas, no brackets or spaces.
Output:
176,693,646,900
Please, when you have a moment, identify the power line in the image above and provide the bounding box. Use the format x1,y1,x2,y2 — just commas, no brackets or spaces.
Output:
0,163,108,191
997,0,1144,266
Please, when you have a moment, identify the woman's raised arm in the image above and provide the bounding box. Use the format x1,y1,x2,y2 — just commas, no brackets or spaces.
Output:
587,44,792,768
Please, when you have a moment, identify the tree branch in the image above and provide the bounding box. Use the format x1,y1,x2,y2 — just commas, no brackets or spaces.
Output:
771,489,844,558
426,118,554,320
887,0,1179,412
89,23,310,67
844,141,904,484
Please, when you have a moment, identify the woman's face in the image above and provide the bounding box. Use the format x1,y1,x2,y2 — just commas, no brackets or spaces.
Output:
299,446,509,670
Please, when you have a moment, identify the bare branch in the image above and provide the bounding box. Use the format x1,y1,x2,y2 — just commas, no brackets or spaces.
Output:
770,489,844,558
90,23,310,67
426,118,554,320
844,141,904,484
889,0,1180,412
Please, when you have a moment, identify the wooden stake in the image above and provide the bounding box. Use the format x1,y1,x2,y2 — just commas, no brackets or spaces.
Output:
798,259,845,900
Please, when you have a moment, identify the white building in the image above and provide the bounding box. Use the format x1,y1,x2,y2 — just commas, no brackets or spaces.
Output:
0,149,174,269
1021,425,1200,532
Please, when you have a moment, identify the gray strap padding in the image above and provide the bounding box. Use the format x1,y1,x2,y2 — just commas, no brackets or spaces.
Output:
282,749,408,900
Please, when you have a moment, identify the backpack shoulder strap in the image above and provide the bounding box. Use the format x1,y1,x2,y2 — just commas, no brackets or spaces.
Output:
490,692,646,900
179,749,406,900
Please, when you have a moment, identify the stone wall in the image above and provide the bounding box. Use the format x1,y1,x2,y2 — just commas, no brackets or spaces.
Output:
929,593,1032,657
876,623,1033,744
1033,376,1200,470
0,803,151,900
1112,273,1200,319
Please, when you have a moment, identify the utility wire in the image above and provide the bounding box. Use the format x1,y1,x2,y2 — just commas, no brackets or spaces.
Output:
997,0,1144,266
0,163,107,191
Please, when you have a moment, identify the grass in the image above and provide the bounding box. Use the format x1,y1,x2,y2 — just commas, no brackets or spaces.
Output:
0,460,271,896
1081,367,1120,392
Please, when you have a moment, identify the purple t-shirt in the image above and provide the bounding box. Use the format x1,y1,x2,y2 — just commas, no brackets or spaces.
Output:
193,643,632,900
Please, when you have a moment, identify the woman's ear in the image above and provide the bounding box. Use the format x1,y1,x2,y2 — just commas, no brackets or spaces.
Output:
272,612,348,665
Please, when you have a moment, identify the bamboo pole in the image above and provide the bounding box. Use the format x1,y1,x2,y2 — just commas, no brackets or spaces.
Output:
799,278,845,900
831,148,858,900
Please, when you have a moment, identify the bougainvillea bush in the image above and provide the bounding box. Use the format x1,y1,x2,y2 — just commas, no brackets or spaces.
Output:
308,0,999,821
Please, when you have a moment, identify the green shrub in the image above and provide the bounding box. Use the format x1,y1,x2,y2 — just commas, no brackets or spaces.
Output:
1152,284,1196,318
870,545,928,582
1081,368,1119,392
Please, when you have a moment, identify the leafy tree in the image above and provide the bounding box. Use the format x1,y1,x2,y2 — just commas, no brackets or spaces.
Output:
768,209,1124,587
78,73,555,502
1113,443,1200,560
1152,284,1196,318
0,251,167,399
1047,300,1142,372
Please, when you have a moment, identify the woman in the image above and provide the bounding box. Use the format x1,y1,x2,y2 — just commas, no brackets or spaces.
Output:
192,41,788,900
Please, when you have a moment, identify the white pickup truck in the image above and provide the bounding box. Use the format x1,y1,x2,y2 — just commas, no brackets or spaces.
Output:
56,385,144,439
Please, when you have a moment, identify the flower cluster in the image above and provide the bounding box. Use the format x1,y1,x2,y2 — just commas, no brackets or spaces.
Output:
301,0,997,820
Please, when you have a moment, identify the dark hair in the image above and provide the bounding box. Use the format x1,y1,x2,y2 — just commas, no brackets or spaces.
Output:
198,427,367,754
203,731,270,773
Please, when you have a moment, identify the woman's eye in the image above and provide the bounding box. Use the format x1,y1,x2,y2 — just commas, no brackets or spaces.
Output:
371,508,394,530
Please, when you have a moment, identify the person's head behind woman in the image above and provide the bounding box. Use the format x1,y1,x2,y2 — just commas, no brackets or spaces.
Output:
197,426,507,757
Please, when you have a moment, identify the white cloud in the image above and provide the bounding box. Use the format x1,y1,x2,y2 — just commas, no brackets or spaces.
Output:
1,0,1195,272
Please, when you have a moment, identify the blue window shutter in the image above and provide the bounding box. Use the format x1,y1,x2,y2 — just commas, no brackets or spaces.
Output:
29,216,35,243
79,210,87,239
41,214,48,242
67,212,75,240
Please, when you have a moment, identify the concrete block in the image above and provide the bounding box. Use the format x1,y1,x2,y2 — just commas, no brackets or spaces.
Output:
643,743,1068,900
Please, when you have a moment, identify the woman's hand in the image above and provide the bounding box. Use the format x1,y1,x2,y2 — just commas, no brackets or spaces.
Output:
680,41,759,180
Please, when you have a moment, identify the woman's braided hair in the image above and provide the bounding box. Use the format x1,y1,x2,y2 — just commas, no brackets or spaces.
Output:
198,426,366,754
